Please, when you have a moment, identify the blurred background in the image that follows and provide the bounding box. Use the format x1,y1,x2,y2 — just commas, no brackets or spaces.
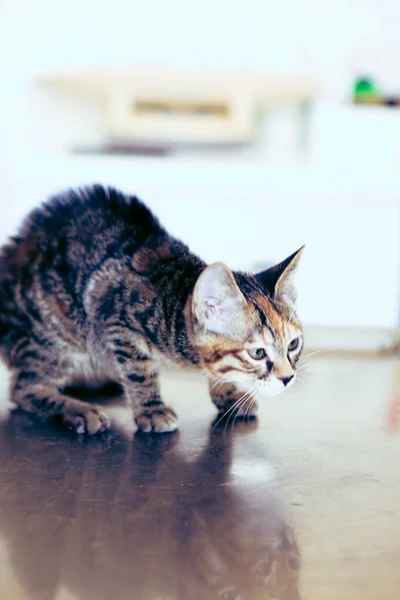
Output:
1,6,400,599
1,0,400,353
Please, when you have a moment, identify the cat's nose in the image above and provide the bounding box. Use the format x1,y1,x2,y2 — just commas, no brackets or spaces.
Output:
279,374,294,386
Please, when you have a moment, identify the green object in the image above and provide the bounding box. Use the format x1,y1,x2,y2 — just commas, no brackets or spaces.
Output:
353,77,382,102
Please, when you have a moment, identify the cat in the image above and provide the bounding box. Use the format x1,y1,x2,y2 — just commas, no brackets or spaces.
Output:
0,185,304,435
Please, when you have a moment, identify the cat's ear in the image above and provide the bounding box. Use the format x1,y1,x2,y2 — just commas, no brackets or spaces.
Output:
257,246,304,305
193,263,247,338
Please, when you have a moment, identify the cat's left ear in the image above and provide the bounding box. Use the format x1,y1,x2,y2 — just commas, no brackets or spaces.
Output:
256,246,304,305
192,262,247,339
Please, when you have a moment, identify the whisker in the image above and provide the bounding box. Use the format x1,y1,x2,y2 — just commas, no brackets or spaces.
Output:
296,367,330,385
231,392,256,428
230,388,258,429
245,394,258,420
239,391,257,423
297,364,325,376
297,349,325,367
212,397,246,430
208,378,238,394
212,391,251,431
239,390,257,422
208,379,224,393
226,396,249,431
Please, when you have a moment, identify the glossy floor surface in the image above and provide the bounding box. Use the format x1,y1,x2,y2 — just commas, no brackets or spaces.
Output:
0,356,400,600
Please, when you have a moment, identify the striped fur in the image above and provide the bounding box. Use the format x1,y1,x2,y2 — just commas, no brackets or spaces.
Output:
0,185,304,434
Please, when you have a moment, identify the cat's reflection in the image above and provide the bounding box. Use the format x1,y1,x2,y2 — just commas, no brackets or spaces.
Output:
0,414,301,600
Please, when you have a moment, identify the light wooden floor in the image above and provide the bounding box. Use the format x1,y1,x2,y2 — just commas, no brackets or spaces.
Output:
0,356,399,600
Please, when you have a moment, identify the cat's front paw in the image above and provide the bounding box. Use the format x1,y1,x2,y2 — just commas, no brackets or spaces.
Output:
63,406,110,435
135,404,179,433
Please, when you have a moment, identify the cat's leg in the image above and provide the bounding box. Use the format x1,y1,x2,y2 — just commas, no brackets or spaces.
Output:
112,339,179,433
11,370,110,435
209,379,258,419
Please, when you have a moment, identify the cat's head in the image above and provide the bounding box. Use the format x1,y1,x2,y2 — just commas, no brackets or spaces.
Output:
190,247,304,397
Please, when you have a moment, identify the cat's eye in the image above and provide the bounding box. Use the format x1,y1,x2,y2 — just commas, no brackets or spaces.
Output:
288,337,300,351
248,347,267,360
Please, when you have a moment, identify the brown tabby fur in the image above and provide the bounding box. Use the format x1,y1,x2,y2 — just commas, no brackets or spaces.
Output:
0,185,304,435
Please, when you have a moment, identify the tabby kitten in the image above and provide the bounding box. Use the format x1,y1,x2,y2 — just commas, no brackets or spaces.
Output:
0,185,304,435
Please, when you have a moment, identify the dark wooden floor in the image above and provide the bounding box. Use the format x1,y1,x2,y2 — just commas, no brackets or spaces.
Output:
0,358,399,600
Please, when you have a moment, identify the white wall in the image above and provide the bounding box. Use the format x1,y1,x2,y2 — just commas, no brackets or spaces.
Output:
1,0,400,156
3,155,400,330
1,0,400,332
1,0,399,85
